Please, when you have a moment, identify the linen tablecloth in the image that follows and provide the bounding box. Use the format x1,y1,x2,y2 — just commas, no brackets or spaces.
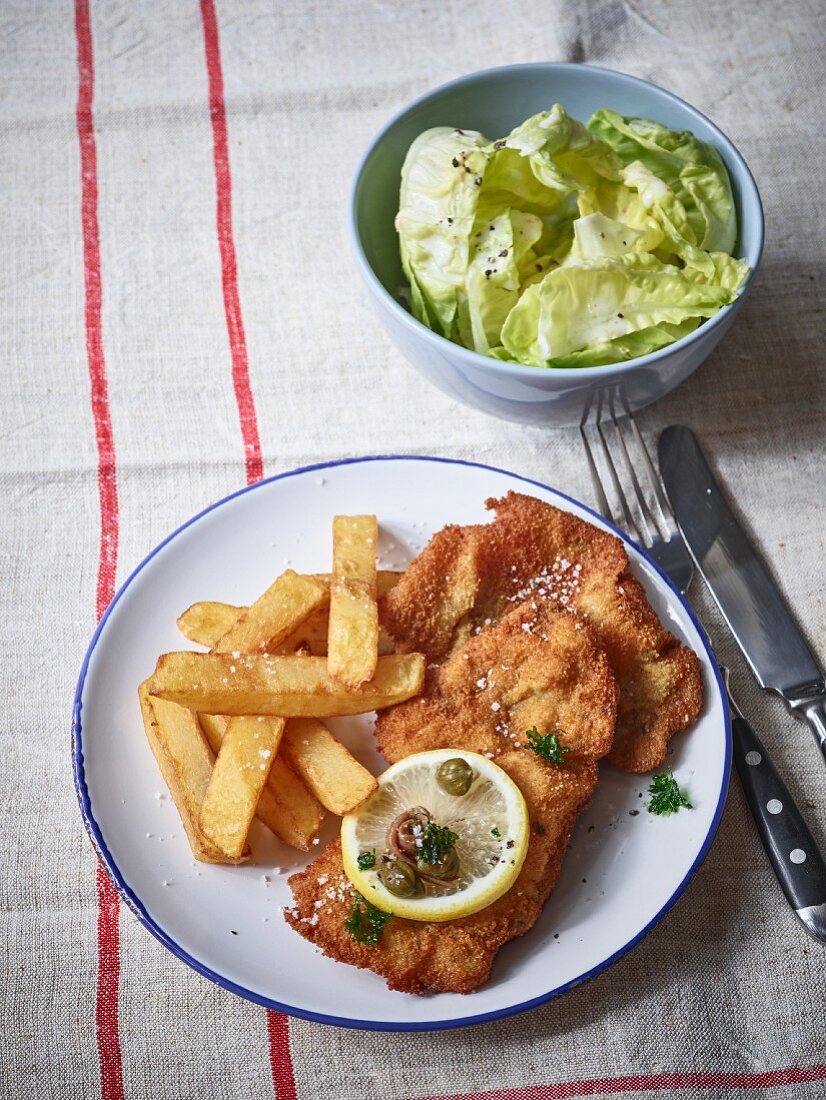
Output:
2,1,824,1096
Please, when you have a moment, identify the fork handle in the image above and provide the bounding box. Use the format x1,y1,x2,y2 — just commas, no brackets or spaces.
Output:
732,710,826,942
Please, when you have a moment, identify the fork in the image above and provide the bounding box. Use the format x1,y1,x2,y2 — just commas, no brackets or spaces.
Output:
580,391,694,593
579,395,826,943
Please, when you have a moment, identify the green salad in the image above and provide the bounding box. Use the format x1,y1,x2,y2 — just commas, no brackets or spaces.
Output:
395,104,749,368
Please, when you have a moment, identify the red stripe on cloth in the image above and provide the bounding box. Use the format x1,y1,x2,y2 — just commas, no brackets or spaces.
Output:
95,865,124,1100
76,0,119,622
76,1,124,1098
409,1063,826,1100
199,3,295,1097
199,0,263,486
267,1010,299,1100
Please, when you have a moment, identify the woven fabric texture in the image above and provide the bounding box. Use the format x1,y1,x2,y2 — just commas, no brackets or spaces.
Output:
1,0,824,1097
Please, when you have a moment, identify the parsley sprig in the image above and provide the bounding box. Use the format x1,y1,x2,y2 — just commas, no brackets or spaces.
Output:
647,772,692,816
357,849,376,870
525,726,570,765
418,819,458,865
344,893,391,944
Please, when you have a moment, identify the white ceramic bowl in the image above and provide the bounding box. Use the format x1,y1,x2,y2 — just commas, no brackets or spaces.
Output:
350,64,764,426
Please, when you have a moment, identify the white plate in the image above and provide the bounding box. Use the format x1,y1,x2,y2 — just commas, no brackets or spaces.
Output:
73,456,730,1030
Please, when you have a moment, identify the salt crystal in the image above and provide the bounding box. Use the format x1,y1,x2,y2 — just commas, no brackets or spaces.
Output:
491,701,501,712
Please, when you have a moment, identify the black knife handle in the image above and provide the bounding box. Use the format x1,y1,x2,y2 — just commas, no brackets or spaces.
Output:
733,712,826,914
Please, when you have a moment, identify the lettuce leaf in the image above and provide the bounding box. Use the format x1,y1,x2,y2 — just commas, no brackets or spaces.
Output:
587,109,737,253
500,254,736,364
395,104,748,369
396,126,489,338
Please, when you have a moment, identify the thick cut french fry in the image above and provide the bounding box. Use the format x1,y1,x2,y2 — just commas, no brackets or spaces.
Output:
276,608,333,657
328,515,379,687
151,652,425,716
196,711,232,755
177,573,401,650
198,715,285,858
258,757,324,850
177,602,244,647
212,569,327,655
305,571,400,595
180,602,397,656
280,718,377,814
198,713,324,850
137,681,247,864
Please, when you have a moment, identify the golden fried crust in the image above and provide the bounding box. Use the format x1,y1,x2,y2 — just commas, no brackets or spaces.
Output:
375,601,618,765
284,753,598,995
382,491,703,772
379,524,486,657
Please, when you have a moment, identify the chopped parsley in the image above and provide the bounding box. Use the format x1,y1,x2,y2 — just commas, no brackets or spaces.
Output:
344,893,390,945
357,849,376,871
490,826,501,838
525,727,570,765
418,819,458,865
647,772,692,816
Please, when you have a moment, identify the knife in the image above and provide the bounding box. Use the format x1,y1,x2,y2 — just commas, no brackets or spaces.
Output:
658,425,826,762
658,425,826,943
723,669,826,942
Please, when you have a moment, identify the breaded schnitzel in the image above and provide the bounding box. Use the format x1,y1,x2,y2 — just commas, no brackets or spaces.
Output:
285,602,616,994
285,751,598,994
285,494,700,992
376,600,618,765
381,492,703,772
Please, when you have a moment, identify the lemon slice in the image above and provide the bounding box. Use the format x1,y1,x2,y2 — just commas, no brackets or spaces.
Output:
341,749,529,922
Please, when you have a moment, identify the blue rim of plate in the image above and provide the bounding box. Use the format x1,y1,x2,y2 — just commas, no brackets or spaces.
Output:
349,61,765,383
72,454,732,1032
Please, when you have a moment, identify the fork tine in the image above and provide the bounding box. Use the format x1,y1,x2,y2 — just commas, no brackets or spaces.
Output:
620,395,678,538
592,392,646,545
579,394,695,593
607,394,658,545
579,414,616,526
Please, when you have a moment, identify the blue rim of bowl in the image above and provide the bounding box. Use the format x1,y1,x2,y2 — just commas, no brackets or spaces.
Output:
72,454,732,1032
349,61,765,382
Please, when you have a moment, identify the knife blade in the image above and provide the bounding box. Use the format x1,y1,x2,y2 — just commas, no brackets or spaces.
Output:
658,425,826,761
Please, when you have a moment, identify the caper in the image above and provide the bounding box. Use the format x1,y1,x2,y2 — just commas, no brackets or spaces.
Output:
437,757,474,796
378,859,424,898
418,846,460,881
